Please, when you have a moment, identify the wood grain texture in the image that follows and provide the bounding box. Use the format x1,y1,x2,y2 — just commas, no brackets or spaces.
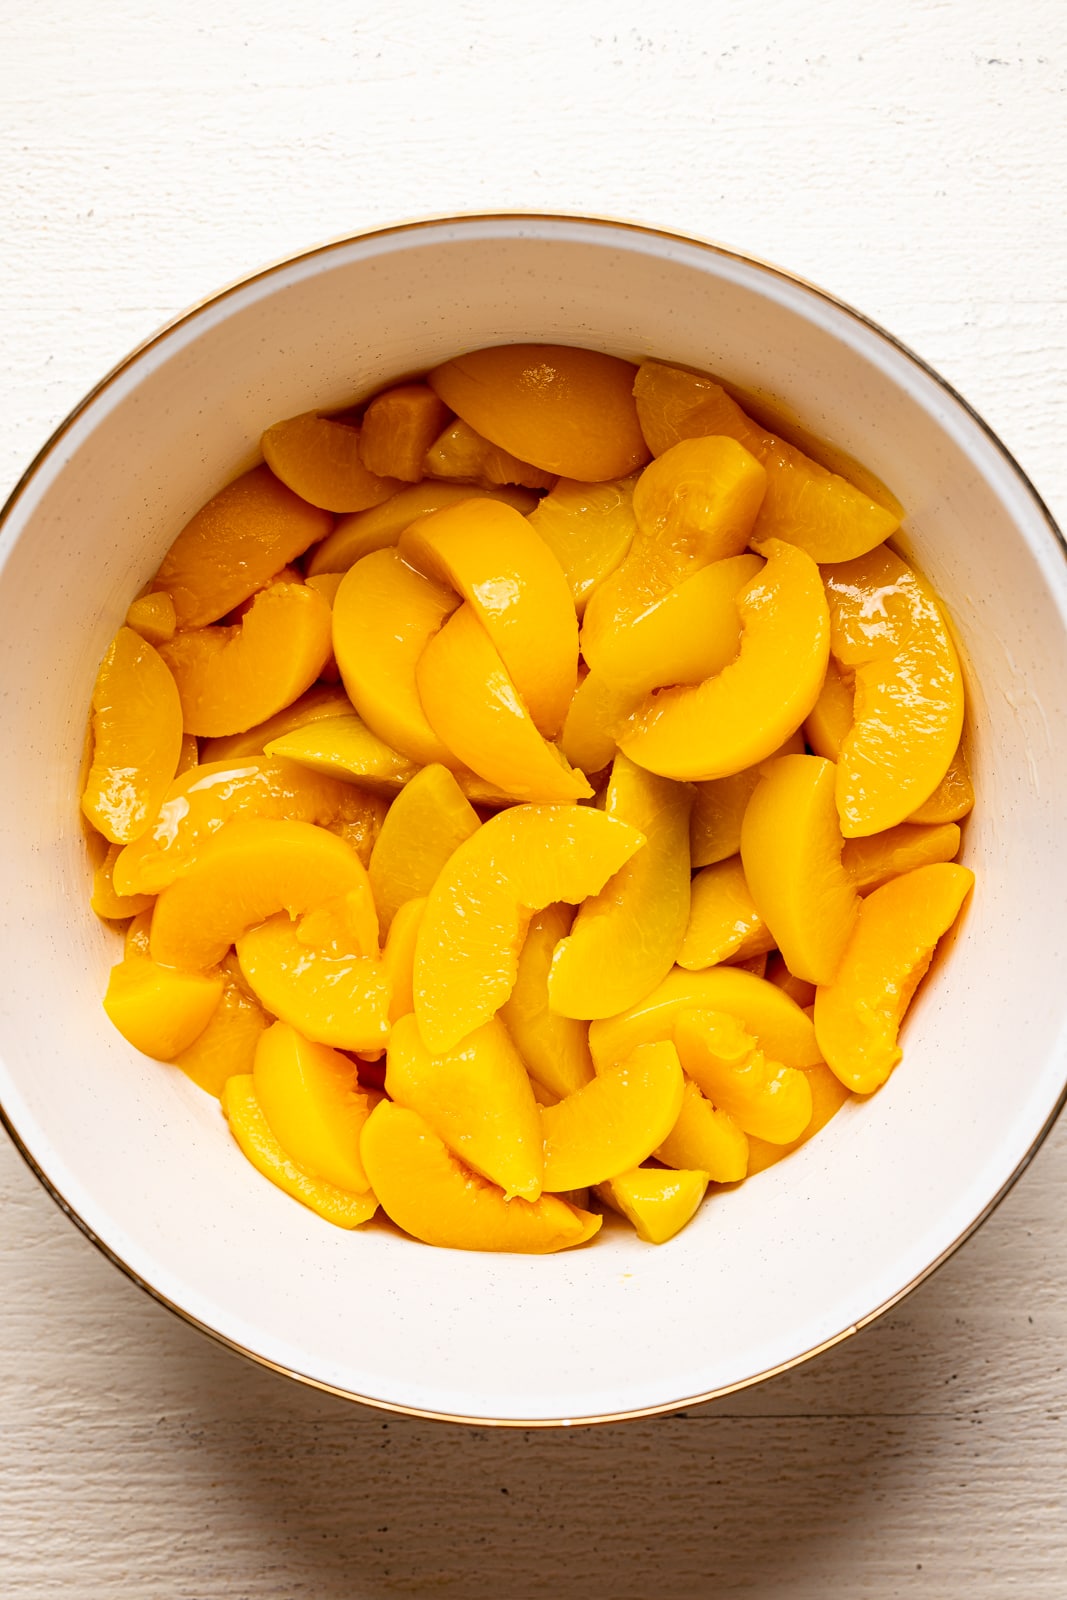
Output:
2,1,1066,1594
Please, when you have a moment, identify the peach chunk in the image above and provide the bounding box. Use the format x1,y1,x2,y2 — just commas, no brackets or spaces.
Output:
654,1078,749,1183
382,897,425,1023
424,418,557,491
150,817,373,971
385,1014,544,1201
360,1102,601,1253
597,1167,709,1244
237,910,389,1054
429,344,649,482
620,540,829,781
307,483,539,576
740,754,860,986
175,953,269,1098
843,821,962,894
264,714,511,807
633,362,899,561
159,582,332,738
152,464,331,628
368,764,480,933
500,904,596,1102
261,411,401,513
814,861,975,1094
540,1042,685,1192
103,957,224,1060
200,684,352,763
333,549,459,767
414,804,645,1053
673,1009,813,1144
253,1021,377,1192
359,382,450,481
823,544,964,836
416,604,592,803
548,755,693,1019
81,627,184,845
90,842,154,921
688,730,805,868
746,1063,852,1176
908,742,975,824
527,475,638,616
222,1075,378,1229
125,591,176,646
401,498,578,738
677,857,774,971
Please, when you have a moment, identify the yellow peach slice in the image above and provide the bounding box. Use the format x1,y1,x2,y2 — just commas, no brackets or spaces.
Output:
152,464,331,628
541,1042,685,1192
740,754,859,986
103,957,224,1059
359,382,450,482
548,755,692,1019
804,654,854,760
385,1014,543,1201
424,418,557,490
332,548,459,766
252,1021,377,1191
908,743,975,824
558,670,633,777
261,411,401,513
677,857,774,971
527,475,637,616
237,912,389,1053
368,764,480,933
306,483,540,577
688,729,806,868
632,362,899,561
123,907,153,959
673,1009,813,1144
746,1063,852,1176
150,817,372,971
175,953,269,1098
814,861,975,1094
264,713,511,807
429,344,649,482
159,582,332,738
125,591,176,646
382,897,425,1023
843,821,962,894
415,804,645,1053
500,904,595,1101
200,684,352,763
588,966,822,1072
90,842,154,921
654,1078,749,1182
597,1167,709,1244
620,540,830,781
416,604,592,803
360,1101,601,1253
81,627,184,845
824,544,964,836
222,1075,378,1228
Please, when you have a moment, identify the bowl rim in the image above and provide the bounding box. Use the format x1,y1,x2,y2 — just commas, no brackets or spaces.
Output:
2,209,1065,1429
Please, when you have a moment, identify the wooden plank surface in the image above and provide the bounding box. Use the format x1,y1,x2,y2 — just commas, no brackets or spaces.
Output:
2,3,1066,1594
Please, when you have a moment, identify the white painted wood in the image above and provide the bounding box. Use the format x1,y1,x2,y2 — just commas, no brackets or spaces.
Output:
1,0,1065,1592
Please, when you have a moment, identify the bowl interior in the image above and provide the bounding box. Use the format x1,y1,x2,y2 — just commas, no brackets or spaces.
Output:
2,216,1065,1424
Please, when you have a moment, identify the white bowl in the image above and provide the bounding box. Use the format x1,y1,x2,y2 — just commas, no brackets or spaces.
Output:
1,215,1065,1426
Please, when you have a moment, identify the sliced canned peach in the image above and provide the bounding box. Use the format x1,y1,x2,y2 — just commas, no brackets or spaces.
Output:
596,1167,709,1244
843,821,962,894
368,763,480,933
527,475,637,616
200,684,352,763
81,627,184,845
688,730,806,868
90,841,155,921
261,411,401,513
654,1078,749,1183
264,713,511,807
678,856,774,972
359,382,450,481
804,654,854,760
253,1021,377,1191
306,483,539,576
429,344,649,482
558,669,633,777
359,1101,600,1253
746,1063,852,1176
673,1009,813,1144
237,912,388,1054
125,591,176,645
908,742,974,824
152,464,330,628
382,897,426,1023
103,957,224,1060
175,953,269,1098
424,418,557,490
500,904,595,1102
541,1042,685,1192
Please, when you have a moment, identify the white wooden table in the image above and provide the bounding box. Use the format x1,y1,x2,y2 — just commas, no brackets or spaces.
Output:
2,5,1065,1593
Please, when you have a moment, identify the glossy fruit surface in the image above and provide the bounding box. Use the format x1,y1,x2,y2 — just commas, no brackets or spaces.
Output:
81,627,183,845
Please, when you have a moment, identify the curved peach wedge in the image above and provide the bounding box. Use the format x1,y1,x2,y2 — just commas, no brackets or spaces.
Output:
261,411,401,513
264,713,510,807
382,896,425,1023
803,654,854,760
175,953,269,1098
654,1079,749,1183
678,856,774,972
90,841,154,921
527,475,637,616
125,591,176,646
843,821,962,895
429,343,649,482
814,861,975,1094
307,483,538,576
360,1102,601,1254
237,912,389,1053
597,1167,709,1244
385,1014,543,1201
159,582,332,738
908,742,974,824
620,540,829,782
688,730,806,868
253,1021,377,1192
368,763,480,933
424,418,557,490
81,627,183,845
358,382,450,482
673,1009,813,1144
548,755,692,1019
541,1042,685,1192
740,754,860,986
415,804,645,1053
558,669,634,777
500,904,595,1102
103,957,224,1060
746,1063,852,1177
200,685,353,764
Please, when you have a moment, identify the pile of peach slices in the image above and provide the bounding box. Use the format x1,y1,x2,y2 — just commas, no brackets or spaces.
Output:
81,345,975,1252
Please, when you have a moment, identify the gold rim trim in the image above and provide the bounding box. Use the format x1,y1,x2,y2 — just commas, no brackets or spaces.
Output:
2,211,1065,1430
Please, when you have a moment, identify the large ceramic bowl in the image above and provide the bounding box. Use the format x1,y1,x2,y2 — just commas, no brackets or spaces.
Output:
1,215,1065,1426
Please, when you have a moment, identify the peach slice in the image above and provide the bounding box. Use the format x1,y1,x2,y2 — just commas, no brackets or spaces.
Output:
359,382,450,481
677,856,774,972
81,627,184,845
424,418,557,490
359,1101,601,1253
200,684,352,763
385,1014,544,1201
540,1042,685,1192
597,1167,709,1244
150,817,373,971
740,754,860,986
261,411,401,513
237,911,389,1054
548,755,693,1019
908,743,975,824
654,1078,749,1183
632,362,899,561
814,861,975,1094
823,545,964,836
416,604,593,803
90,842,154,921
765,953,817,1010
527,475,637,616
588,966,822,1073
332,549,459,766
382,896,425,1023
746,1063,852,1176
688,729,806,868
175,953,269,1098
125,591,176,646
620,540,829,781
804,654,854,760
124,908,152,959
559,670,633,777
500,904,595,1102
368,763,480,933
429,343,649,482
843,821,962,894
306,483,539,577
152,464,330,628
159,582,332,738
222,1075,378,1229
414,804,645,1053
264,713,511,807
103,957,224,1060
252,1021,377,1191
400,498,578,738
673,1009,813,1144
